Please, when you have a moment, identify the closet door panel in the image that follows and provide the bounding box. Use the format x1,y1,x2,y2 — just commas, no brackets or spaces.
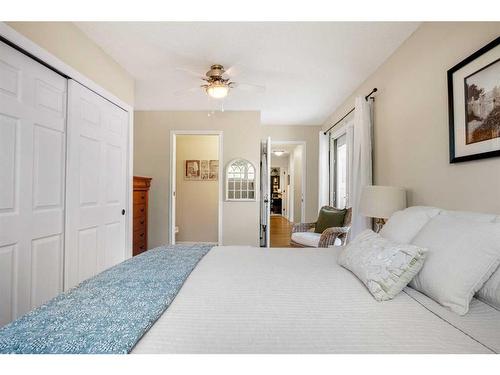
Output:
0,59,20,97
0,114,17,212
31,234,63,308
33,124,64,209
0,244,16,325
65,80,128,289
0,41,66,325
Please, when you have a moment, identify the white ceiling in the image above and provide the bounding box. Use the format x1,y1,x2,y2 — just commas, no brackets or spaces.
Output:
75,22,419,125
271,143,300,155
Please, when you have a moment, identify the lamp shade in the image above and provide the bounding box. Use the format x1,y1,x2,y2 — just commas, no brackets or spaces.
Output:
206,83,229,99
359,185,406,219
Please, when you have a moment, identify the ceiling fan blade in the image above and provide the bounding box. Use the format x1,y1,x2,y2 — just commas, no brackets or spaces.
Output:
173,86,202,97
224,64,239,77
232,82,266,93
175,67,205,79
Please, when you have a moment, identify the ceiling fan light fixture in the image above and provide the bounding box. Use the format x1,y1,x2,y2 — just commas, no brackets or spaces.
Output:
206,83,229,99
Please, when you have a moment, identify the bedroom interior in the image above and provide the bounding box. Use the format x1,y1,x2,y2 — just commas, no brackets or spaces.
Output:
1,2,500,371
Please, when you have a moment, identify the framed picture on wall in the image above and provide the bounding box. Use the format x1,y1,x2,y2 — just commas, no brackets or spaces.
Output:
185,160,200,180
448,36,500,163
200,160,210,180
209,160,219,181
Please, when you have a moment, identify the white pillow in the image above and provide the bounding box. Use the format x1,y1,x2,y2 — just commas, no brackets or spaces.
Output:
477,267,500,310
409,215,500,315
338,230,427,301
380,206,441,244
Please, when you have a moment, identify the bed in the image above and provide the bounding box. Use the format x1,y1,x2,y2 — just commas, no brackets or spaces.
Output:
132,246,500,354
1,244,499,354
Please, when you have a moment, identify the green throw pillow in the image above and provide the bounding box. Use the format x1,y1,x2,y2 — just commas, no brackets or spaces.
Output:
315,207,347,234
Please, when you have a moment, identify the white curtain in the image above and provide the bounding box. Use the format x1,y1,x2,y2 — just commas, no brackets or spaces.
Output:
350,96,373,238
318,131,330,211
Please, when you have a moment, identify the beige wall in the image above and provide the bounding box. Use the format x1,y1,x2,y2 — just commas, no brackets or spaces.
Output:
7,22,135,105
134,112,321,248
322,22,500,214
134,111,262,248
176,135,219,242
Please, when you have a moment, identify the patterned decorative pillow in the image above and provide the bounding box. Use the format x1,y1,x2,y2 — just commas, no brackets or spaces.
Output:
338,230,427,301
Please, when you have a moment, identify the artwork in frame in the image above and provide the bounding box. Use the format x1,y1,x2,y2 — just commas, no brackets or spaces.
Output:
185,160,200,180
200,160,210,180
448,36,500,163
185,160,219,181
209,160,219,181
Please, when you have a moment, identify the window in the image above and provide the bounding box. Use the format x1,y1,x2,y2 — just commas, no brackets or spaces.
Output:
225,159,256,201
333,134,348,208
329,119,353,209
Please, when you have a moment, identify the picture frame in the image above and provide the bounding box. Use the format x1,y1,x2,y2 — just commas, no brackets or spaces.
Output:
209,160,219,181
184,159,219,181
185,160,201,180
448,36,500,163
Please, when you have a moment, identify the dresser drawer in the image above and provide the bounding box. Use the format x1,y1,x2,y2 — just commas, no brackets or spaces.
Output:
133,203,146,218
133,239,146,255
133,235,146,247
133,229,146,244
133,191,147,205
134,216,146,228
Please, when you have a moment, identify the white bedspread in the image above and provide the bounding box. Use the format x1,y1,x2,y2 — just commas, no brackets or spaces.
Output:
132,246,500,354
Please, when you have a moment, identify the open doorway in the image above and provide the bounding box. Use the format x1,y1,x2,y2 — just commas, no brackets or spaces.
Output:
169,131,223,245
266,141,306,247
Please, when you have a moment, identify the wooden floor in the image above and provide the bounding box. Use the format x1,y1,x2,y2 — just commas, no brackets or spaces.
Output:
270,215,293,247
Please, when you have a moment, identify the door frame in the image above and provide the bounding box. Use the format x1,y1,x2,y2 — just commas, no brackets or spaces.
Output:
0,23,134,260
270,140,307,223
169,130,224,245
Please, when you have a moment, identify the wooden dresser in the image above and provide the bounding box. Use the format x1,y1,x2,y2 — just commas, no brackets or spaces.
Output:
133,176,152,256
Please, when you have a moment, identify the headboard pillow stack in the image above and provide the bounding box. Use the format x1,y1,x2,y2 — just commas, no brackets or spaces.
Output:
380,206,500,315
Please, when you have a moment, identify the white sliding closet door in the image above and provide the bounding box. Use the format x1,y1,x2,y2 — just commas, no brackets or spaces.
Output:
65,80,128,290
0,41,67,325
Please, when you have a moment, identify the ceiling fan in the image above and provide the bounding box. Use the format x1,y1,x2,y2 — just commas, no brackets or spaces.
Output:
174,64,266,99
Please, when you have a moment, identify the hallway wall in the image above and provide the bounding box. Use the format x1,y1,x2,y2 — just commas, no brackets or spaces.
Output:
292,145,304,223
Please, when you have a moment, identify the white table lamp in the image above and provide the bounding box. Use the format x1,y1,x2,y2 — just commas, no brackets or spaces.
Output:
360,185,407,232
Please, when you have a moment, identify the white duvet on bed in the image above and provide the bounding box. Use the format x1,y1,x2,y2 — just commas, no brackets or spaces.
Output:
132,246,500,354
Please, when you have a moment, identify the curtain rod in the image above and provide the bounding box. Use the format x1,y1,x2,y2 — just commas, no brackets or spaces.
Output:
323,88,377,135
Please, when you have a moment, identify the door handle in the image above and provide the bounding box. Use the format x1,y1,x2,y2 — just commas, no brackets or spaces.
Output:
121,209,126,215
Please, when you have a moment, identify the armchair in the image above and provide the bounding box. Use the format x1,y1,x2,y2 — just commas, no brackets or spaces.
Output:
290,207,352,248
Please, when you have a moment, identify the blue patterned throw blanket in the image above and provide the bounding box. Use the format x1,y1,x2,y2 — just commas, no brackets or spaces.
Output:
0,244,212,354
